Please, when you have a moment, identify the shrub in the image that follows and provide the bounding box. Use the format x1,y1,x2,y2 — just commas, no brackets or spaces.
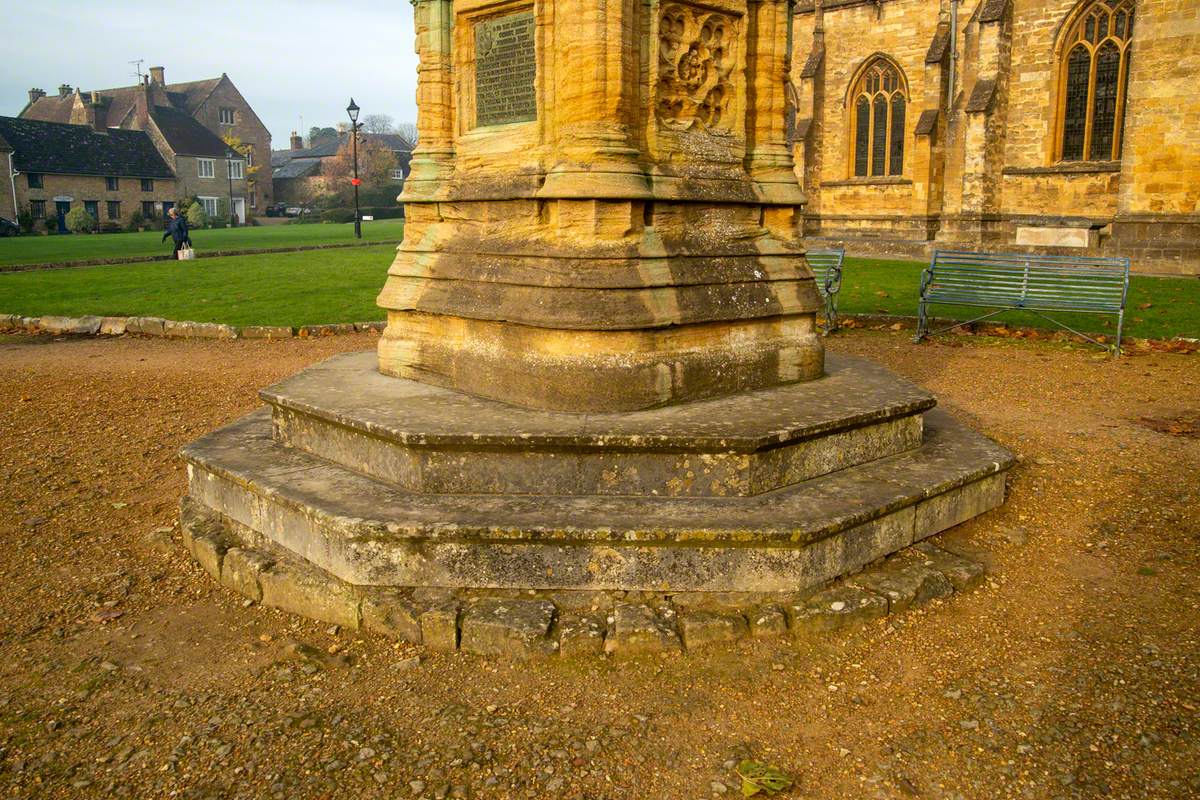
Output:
126,210,144,232
186,202,208,228
17,211,33,233
320,208,356,224
66,207,96,233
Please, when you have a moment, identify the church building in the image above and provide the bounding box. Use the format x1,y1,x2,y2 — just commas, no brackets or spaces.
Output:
790,0,1200,275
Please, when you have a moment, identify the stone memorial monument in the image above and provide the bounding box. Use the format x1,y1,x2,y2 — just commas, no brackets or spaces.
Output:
180,0,1013,655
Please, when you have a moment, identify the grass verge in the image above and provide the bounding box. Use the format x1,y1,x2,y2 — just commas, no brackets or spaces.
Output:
0,220,404,267
0,249,1195,339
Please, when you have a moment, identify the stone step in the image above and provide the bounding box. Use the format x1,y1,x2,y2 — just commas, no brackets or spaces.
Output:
260,350,935,497
181,406,1012,593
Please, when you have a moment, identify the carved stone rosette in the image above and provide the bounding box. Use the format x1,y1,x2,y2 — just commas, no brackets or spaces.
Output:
657,4,738,131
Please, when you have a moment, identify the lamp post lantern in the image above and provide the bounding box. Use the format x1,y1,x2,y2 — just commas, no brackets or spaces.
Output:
347,98,362,239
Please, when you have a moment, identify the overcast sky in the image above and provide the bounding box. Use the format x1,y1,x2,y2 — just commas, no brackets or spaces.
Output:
2,1,419,148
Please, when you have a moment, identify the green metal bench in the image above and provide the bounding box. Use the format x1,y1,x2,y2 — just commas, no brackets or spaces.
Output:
805,248,846,333
915,250,1131,355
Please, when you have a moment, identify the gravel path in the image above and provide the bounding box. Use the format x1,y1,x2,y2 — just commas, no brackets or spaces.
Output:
0,331,1196,799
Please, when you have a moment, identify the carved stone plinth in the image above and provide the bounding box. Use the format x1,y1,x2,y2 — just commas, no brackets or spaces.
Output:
381,0,819,412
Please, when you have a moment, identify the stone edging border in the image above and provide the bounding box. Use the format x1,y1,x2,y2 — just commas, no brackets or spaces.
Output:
0,240,403,273
3,311,1196,350
180,497,990,659
0,313,385,340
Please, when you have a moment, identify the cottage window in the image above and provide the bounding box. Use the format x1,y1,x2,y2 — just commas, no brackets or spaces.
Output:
30,200,45,218
228,159,245,180
198,158,215,178
1056,0,1134,161
142,201,157,219
105,177,119,191
849,58,907,178
219,107,235,125
200,196,219,217
392,168,406,180
27,173,43,189
107,201,121,220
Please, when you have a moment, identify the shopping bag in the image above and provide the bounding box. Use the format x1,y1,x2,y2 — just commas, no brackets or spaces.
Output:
177,246,195,261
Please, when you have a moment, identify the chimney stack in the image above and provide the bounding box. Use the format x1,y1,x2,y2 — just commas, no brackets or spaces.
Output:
58,84,73,98
149,66,165,85
28,88,45,104
290,131,304,150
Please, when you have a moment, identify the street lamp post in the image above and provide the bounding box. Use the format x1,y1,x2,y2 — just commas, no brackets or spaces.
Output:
226,149,236,228
347,98,362,240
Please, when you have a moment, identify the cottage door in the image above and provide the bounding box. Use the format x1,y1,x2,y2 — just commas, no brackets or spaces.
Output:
232,197,246,225
55,201,70,233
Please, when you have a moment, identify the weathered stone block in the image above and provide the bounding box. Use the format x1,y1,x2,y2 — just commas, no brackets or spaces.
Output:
126,316,166,336
220,547,275,603
679,610,748,650
604,604,681,656
0,314,20,329
361,588,423,643
190,533,228,581
240,325,294,339
914,542,986,591
164,320,238,340
258,559,360,629
788,586,888,636
419,603,460,653
850,559,953,614
558,613,607,657
99,317,128,336
460,598,557,659
39,315,102,335
747,605,789,638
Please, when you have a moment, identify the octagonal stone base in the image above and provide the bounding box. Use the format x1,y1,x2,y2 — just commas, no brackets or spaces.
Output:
180,352,1013,595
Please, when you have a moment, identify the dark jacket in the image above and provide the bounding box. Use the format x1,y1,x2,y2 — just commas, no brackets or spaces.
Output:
162,215,190,244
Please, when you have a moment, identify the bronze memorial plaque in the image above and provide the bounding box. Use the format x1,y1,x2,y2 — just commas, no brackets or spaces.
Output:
474,11,537,127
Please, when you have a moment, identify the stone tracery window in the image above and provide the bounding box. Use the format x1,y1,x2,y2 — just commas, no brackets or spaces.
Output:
849,57,906,178
1057,0,1134,162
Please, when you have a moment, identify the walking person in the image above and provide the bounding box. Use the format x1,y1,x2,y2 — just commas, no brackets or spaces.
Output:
162,207,192,259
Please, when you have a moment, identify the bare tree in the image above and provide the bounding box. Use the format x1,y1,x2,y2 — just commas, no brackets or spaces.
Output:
393,123,418,150
362,114,396,135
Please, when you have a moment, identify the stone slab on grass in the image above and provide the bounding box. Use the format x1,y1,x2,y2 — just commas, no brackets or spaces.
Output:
220,547,275,603
39,315,102,335
604,604,681,656
788,585,888,636
361,589,423,643
460,598,557,659
258,558,360,629
850,559,954,613
679,610,748,650
164,320,238,340
126,316,166,336
914,542,987,591
99,317,128,336
241,326,294,339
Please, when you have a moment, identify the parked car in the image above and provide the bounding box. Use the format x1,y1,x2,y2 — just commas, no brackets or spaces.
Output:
264,203,288,218
0,217,19,237
284,206,312,218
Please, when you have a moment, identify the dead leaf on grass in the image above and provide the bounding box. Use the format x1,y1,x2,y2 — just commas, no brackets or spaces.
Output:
736,759,794,797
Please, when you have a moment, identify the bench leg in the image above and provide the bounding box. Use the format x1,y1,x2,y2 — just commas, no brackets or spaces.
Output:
1114,310,1125,357
913,300,927,343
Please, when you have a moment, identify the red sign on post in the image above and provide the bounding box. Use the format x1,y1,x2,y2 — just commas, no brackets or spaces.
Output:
350,178,362,186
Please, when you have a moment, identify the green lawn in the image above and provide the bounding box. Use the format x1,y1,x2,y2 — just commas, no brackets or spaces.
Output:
0,246,395,327
0,219,405,267
838,257,1200,341
0,248,1195,338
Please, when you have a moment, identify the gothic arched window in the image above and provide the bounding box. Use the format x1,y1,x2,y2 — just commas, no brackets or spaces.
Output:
850,58,907,178
1057,0,1134,162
